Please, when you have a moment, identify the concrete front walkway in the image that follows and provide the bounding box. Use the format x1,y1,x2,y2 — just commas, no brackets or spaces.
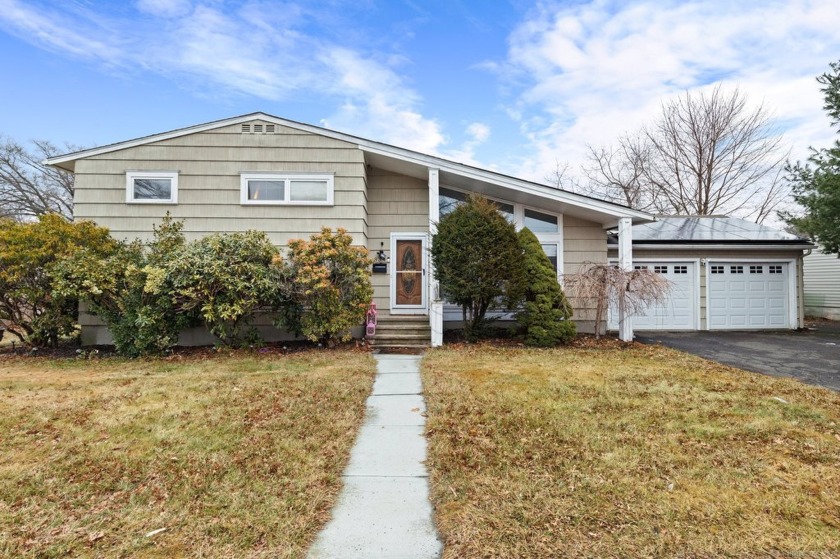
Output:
307,354,442,559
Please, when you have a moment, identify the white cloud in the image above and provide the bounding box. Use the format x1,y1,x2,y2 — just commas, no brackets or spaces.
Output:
500,0,840,191
0,0,123,62
439,122,493,166
136,0,191,18
466,122,490,143
0,0,447,153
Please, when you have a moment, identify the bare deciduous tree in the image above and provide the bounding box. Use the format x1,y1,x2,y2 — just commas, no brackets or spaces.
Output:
582,86,788,223
0,137,75,221
563,263,672,338
544,160,580,192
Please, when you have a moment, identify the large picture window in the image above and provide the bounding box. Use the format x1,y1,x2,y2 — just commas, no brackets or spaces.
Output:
126,171,178,204
240,173,333,205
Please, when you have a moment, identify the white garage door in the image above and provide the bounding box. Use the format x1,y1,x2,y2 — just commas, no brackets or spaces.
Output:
708,262,790,329
609,261,697,330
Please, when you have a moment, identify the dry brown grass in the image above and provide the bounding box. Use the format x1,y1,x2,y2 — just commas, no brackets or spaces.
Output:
422,344,840,558
0,349,375,558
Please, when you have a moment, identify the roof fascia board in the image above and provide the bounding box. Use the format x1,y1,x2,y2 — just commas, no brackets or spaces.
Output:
45,113,280,168
607,243,814,250
360,144,652,221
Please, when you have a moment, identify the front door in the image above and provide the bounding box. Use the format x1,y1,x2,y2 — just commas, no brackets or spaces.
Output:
390,234,427,314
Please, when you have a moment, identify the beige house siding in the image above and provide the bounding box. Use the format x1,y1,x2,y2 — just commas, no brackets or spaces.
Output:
607,247,805,329
804,249,840,320
366,167,430,311
73,120,369,345
563,215,608,333
73,120,368,246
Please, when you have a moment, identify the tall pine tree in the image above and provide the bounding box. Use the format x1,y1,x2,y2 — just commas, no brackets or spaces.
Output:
782,61,840,255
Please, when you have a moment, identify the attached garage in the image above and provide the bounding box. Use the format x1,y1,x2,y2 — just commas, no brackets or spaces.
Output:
607,217,812,333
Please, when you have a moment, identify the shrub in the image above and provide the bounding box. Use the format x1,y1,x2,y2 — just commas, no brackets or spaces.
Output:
0,214,115,346
52,215,196,356
278,227,373,346
167,230,281,346
430,195,523,341
514,228,576,346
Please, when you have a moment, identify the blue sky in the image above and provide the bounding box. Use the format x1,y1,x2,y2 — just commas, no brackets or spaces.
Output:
1,0,839,192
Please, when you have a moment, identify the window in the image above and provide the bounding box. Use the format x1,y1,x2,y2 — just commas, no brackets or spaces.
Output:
524,208,558,233
769,265,783,274
711,265,724,274
240,173,333,205
654,265,668,274
674,265,687,274
439,187,468,216
541,244,559,276
439,187,514,222
750,265,763,274
126,171,178,204
730,265,744,274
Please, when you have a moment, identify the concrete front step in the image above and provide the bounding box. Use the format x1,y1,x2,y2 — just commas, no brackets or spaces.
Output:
369,315,432,348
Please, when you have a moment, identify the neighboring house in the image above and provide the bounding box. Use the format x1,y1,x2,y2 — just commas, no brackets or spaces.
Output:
45,112,651,346
803,249,840,320
607,217,813,331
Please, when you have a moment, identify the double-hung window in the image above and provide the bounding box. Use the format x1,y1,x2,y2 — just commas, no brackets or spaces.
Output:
126,171,178,204
240,173,334,205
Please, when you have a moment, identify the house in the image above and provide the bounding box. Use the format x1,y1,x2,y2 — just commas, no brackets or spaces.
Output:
606,217,813,331
803,249,840,320
46,112,653,346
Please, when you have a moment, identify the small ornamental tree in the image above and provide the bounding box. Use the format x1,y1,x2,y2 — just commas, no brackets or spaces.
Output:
52,215,196,356
514,228,576,346
166,230,281,346
431,195,523,340
0,214,115,346
563,262,671,338
278,227,373,346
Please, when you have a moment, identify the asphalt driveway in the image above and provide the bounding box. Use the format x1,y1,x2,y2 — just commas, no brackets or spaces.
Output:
636,320,840,391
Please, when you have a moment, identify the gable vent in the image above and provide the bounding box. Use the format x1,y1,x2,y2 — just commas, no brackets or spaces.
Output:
242,122,276,134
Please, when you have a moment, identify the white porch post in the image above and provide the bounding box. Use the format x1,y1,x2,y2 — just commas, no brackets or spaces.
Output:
428,167,443,347
617,217,633,342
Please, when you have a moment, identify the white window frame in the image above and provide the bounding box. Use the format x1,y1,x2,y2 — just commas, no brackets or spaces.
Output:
126,171,178,204
240,173,334,206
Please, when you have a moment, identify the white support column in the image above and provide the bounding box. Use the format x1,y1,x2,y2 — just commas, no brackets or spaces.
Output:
617,217,633,342
428,168,443,347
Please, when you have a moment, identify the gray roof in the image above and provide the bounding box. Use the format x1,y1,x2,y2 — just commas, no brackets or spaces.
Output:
609,216,812,244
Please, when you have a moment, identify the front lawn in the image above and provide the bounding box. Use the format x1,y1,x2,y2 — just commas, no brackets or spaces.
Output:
423,344,840,558
0,349,375,558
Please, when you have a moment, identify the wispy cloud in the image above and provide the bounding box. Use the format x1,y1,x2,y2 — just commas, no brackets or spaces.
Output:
498,0,840,184
0,0,446,153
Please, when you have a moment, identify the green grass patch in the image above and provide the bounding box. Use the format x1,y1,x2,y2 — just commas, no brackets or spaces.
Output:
423,344,840,558
0,350,375,558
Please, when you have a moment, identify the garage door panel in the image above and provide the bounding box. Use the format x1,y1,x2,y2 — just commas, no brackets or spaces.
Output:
708,262,789,329
609,262,696,330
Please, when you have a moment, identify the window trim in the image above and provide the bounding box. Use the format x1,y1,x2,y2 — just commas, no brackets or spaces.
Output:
126,171,178,204
240,173,334,206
